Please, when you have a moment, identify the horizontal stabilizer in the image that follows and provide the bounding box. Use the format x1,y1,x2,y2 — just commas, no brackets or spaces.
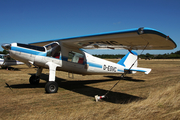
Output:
124,67,151,74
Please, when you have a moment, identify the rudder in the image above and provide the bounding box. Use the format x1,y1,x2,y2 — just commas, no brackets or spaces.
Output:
117,50,138,69
117,50,151,74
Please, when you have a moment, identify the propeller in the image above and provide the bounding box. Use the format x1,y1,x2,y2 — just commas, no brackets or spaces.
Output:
1,43,11,50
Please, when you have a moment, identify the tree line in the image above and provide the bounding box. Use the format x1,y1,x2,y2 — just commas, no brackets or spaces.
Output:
0,50,9,54
93,50,180,59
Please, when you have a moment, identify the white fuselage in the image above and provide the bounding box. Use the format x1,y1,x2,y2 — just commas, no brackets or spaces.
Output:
8,43,125,75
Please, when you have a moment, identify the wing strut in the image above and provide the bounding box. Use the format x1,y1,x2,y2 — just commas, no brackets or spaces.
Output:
95,42,149,102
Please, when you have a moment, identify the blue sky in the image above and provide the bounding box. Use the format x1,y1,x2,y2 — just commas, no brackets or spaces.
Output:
0,0,179,55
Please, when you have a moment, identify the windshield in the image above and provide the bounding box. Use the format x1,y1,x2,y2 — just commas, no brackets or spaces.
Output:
45,42,61,58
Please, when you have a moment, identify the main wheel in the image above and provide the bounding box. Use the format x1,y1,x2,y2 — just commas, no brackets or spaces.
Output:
29,74,40,85
45,81,58,93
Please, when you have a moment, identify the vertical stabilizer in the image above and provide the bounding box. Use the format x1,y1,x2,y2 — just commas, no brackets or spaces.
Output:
117,50,138,69
117,51,151,74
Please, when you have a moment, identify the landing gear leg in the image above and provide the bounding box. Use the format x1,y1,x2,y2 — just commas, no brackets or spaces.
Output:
45,62,59,93
29,67,43,85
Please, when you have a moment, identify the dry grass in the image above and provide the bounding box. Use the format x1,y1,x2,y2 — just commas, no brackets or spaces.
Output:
0,59,180,120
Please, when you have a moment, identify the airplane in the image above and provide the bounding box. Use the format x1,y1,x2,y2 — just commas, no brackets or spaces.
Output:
0,54,24,69
1,27,177,93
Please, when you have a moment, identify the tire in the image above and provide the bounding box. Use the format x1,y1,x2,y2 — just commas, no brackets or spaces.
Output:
29,74,40,85
45,81,58,93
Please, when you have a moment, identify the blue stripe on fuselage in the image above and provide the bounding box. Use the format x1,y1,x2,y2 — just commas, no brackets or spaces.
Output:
117,69,124,72
87,62,102,68
11,46,47,56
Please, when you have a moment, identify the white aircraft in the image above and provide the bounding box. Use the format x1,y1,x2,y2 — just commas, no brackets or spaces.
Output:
1,27,176,93
0,54,23,68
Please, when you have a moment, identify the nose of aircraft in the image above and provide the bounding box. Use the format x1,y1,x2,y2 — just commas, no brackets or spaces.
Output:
1,43,11,50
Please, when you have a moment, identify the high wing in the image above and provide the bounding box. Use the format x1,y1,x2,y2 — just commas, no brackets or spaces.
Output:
29,27,177,50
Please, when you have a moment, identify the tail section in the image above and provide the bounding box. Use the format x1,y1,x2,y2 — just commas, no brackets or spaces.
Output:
117,51,151,74
117,50,138,68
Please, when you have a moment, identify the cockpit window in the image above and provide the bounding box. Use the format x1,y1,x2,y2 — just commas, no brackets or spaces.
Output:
17,43,45,52
45,42,61,58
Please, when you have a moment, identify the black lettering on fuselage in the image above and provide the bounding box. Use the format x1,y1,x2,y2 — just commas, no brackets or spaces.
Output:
103,64,117,72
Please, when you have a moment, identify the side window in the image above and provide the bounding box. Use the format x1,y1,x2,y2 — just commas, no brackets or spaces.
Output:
68,51,84,64
45,43,61,59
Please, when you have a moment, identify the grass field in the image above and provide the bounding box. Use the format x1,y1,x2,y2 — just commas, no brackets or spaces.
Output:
0,59,180,120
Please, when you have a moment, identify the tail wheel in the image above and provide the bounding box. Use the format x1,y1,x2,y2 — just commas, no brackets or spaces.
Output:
45,81,58,93
29,74,40,85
